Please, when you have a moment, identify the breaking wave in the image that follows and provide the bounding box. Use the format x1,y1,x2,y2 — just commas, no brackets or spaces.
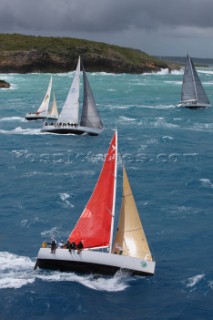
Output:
200,178,213,189
0,127,42,135
0,116,26,122
0,251,132,292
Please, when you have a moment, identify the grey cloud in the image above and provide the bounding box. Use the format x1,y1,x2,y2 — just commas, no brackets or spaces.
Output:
1,0,213,57
1,0,213,34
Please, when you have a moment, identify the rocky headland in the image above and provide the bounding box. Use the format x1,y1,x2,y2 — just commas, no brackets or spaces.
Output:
0,34,174,74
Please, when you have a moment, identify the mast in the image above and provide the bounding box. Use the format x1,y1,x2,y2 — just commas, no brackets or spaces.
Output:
189,56,198,102
109,130,117,253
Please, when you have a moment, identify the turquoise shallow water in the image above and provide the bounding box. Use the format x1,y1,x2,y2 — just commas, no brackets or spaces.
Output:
0,68,213,319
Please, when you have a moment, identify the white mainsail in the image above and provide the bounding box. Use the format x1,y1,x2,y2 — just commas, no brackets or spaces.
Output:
36,76,52,114
57,57,81,124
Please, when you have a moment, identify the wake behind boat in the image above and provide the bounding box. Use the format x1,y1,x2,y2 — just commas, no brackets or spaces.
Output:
34,131,155,276
41,57,103,135
177,55,211,109
25,76,59,120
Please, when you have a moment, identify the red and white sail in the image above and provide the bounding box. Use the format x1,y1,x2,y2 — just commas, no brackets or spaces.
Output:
69,132,117,249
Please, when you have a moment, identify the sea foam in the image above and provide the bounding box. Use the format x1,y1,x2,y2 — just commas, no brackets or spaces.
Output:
0,251,131,291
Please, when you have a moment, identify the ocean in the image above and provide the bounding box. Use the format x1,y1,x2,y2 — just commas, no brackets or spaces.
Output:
0,67,212,319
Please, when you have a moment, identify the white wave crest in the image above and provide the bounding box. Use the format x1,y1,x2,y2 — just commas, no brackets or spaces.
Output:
0,127,42,135
200,178,213,188
0,252,35,289
198,70,213,75
185,274,205,288
0,251,131,291
171,70,183,75
164,80,182,85
143,68,169,76
118,116,136,124
0,116,26,122
151,117,179,128
58,193,74,208
144,104,176,110
157,68,169,75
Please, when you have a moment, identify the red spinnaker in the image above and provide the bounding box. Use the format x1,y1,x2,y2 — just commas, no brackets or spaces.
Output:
68,132,117,248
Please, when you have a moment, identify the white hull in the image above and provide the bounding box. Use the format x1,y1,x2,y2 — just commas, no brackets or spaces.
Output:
41,124,104,136
35,248,155,276
25,113,58,120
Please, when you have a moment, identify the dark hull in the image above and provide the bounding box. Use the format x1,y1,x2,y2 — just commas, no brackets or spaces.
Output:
41,125,103,136
35,258,154,276
184,105,208,109
25,116,46,120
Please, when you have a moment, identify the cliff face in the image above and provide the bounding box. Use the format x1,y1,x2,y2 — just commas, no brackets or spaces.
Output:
0,34,168,73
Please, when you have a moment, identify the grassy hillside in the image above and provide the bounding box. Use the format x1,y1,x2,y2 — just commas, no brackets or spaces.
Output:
0,33,168,73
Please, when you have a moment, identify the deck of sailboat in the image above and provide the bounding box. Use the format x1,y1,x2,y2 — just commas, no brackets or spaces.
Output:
41,124,103,135
35,248,155,276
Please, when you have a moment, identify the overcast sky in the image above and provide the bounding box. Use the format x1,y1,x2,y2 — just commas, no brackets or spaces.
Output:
1,0,213,58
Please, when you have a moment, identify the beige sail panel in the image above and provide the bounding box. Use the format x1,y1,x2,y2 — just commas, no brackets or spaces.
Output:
49,92,58,117
37,76,52,114
113,166,153,261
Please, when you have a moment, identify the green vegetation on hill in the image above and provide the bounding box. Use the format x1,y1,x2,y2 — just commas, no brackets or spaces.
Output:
0,33,168,73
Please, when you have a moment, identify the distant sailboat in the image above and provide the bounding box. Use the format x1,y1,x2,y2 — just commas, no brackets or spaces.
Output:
25,76,58,120
41,57,103,135
34,131,155,276
177,55,211,109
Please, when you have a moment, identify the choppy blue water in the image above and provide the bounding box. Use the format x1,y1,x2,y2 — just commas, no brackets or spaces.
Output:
0,67,212,319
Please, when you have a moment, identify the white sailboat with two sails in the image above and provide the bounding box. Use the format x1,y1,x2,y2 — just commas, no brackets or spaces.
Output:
41,57,103,135
34,131,155,276
25,76,59,120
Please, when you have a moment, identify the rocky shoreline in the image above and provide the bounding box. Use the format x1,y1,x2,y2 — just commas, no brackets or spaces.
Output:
0,34,173,74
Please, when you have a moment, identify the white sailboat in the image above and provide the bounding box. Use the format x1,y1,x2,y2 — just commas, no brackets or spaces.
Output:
25,76,58,120
177,55,211,109
34,131,155,276
41,57,103,135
